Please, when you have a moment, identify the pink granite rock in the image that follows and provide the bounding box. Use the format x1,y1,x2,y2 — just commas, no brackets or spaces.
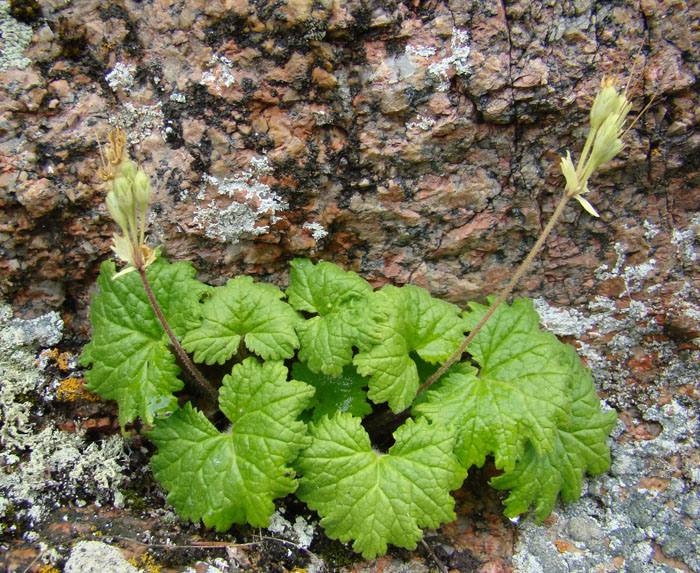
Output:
0,0,698,569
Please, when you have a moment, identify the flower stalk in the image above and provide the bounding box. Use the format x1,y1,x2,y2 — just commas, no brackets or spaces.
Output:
99,129,218,401
418,77,639,395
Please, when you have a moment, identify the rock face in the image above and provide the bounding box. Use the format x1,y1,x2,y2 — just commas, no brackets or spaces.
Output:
0,0,696,326
0,0,699,570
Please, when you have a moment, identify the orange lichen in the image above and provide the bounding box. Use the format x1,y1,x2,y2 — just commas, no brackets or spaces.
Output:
55,351,72,371
38,348,75,371
554,539,572,553
56,377,100,402
128,553,162,573
38,565,60,573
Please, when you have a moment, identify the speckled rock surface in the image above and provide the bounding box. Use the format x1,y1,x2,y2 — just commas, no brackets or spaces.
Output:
64,540,139,573
0,0,698,571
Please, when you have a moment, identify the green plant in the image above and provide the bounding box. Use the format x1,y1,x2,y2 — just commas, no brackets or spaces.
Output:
80,78,641,559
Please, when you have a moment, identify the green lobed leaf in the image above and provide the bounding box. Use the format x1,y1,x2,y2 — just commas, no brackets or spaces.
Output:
80,257,208,427
181,276,300,365
287,258,383,376
414,298,571,472
489,344,617,521
353,285,468,413
295,412,466,559
147,358,315,530
291,361,372,422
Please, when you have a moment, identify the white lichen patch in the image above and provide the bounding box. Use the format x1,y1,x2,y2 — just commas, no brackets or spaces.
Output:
533,297,595,338
535,291,700,411
0,1,33,73
0,302,128,535
112,102,165,145
643,219,660,240
105,62,137,93
65,540,138,573
193,157,288,242
0,428,127,533
534,294,650,342
0,304,62,451
671,213,700,265
404,28,471,91
595,242,657,293
405,43,437,59
406,114,437,131
302,222,328,241
683,302,700,328
267,509,316,550
200,54,236,93
428,28,471,91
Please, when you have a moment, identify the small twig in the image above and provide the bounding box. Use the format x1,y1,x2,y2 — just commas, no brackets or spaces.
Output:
21,532,319,573
21,550,46,573
421,538,449,573
115,532,322,564
110,534,247,549
137,266,218,401
253,534,319,559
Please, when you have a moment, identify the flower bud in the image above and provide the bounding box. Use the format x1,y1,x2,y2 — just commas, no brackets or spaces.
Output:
589,114,624,169
133,170,152,210
120,159,137,181
106,190,129,231
112,176,135,214
590,85,623,131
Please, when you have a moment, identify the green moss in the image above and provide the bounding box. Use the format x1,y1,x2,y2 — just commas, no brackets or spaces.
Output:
121,488,147,512
13,390,41,407
310,535,358,569
0,501,19,533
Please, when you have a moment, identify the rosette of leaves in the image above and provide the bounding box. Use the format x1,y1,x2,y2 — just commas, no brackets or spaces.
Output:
81,255,615,556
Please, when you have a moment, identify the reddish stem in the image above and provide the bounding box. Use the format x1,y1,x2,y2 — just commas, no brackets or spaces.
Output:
416,193,571,396
137,266,218,401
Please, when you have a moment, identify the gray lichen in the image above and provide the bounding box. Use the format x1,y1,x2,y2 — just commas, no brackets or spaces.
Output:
200,54,236,92
671,213,700,267
514,400,700,572
112,102,165,145
268,509,316,550
302,221,329,242
64,540,138,573
526,282,700,572
105,62,137,93
0,1,33,73
535,284,700,411
427,27,471,91
193,157,288,242
0,302,128,536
